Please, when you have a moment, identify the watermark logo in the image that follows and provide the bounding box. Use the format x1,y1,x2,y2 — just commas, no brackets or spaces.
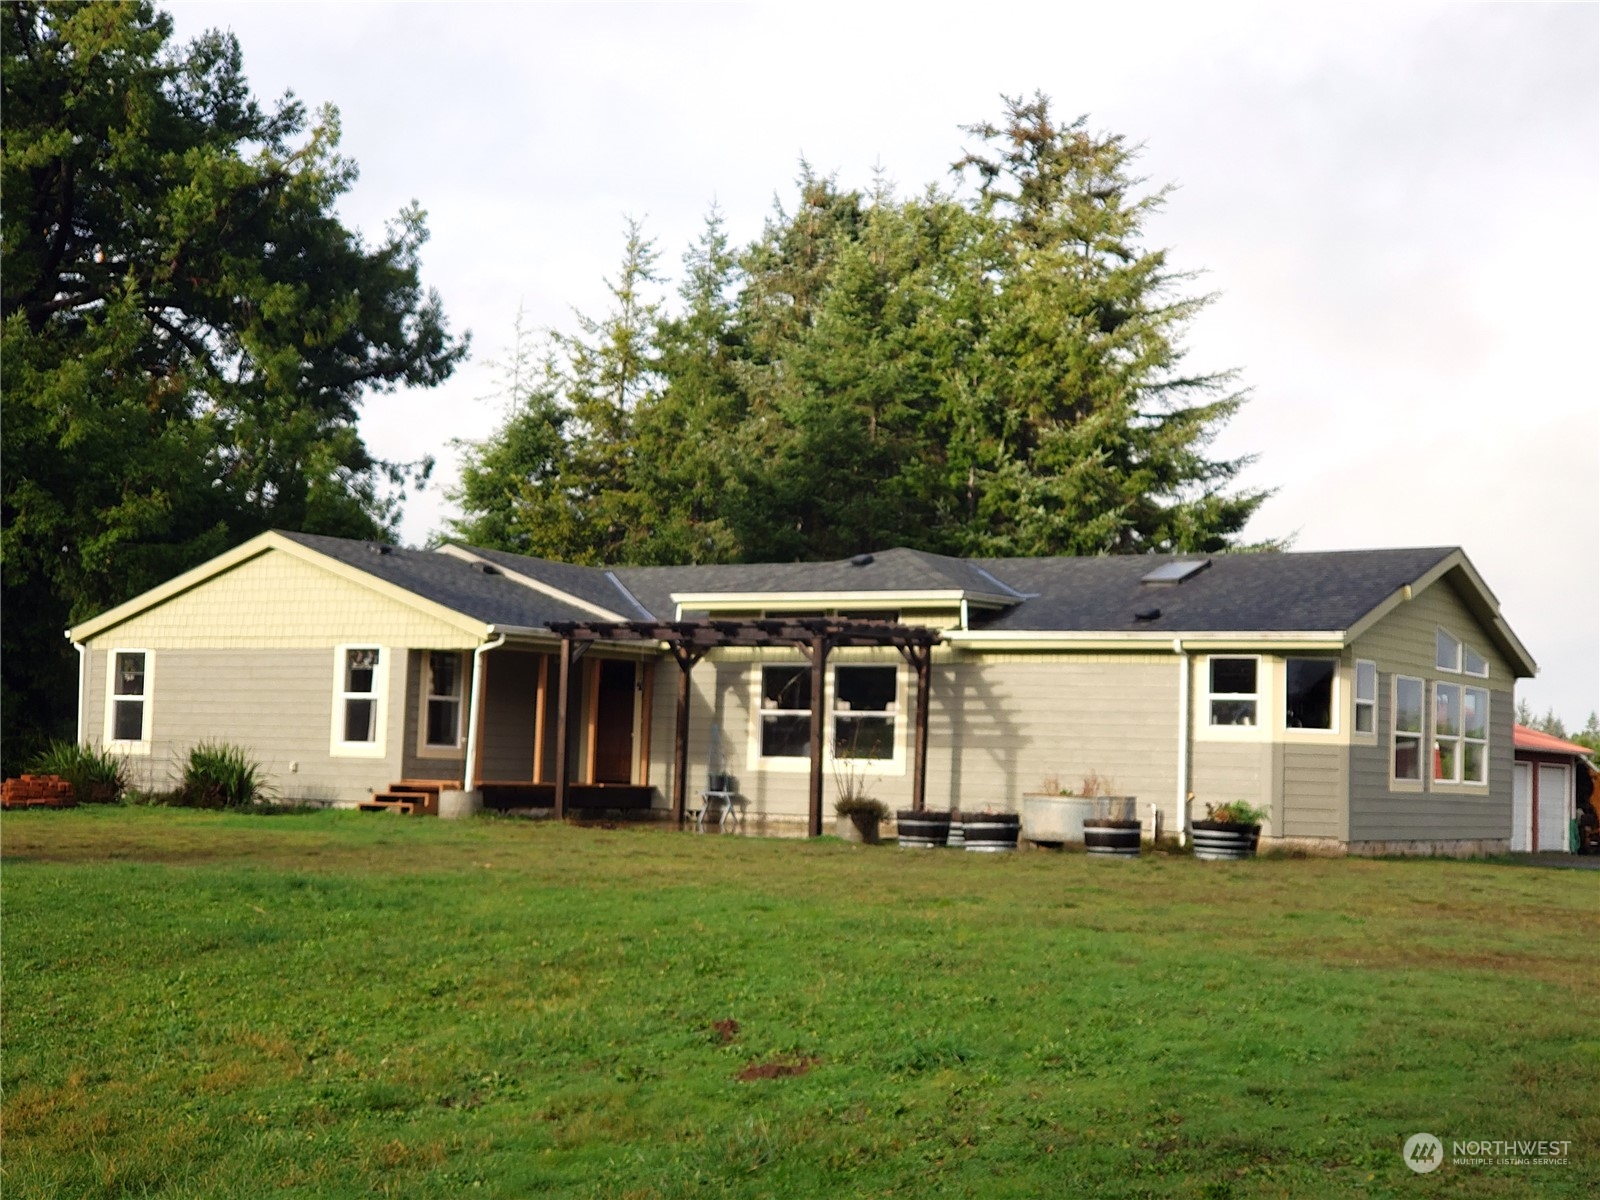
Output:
1403,1133,1444,1174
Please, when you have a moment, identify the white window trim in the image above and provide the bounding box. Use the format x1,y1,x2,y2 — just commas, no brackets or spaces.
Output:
1435,626,1462,674
1432,682,1490,791
1462,644,1490,678
1282,656,1341,737
1390,673,1425,789
1198,654,1268,742
330,644,388,758
747,658,908,775
103,648,154,755
415,650,467,759
1352,659,1378,741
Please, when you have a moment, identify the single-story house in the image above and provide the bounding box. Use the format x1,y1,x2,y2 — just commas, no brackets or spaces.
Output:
69,531,1537,854
1511,725,1594,853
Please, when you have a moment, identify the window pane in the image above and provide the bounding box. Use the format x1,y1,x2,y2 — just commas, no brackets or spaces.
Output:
836,716,894,759
1434,738,1459,783
344,698,376,742
836,666,895,712
1355,704,1375,735
429,652,459,698
1210,658,1256,696
426,699,459,746
1463,741,1486,784
114,652,146,696
346,649,379,694
1395,677,1423,734
1434,683,1461,737
1463,688,1488,740
762,666,810,711
1463,645,1487,676
1211,700,1257,726
1286,659,1335,729
1394,735,1422,781
113,699,144,741
1355,660,1377,703
761,713,811,757
1436,628,1461,672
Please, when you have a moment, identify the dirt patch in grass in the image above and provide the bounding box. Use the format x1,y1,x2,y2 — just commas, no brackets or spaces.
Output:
734,1055,816,1081
710,1019,740,1044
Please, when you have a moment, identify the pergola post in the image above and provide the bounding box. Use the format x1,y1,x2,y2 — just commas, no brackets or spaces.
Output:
897,643,932,812
670,644,705,825
553,636,573,819
807,633,829,838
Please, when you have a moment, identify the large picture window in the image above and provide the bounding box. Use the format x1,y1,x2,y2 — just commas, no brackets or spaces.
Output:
1435,682,1489,785
1285,658,1335,730
834,666,897,759
760,666,812,758
1393,675,1424,782
424,651,464,748
1462,686,1489,784
1207,657,1258,726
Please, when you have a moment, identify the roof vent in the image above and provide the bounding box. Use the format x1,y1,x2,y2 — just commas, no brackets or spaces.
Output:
473,562,500,575
1140,559,1210,586
1134,606,1162,622
850,553,874,567
367,543,393,556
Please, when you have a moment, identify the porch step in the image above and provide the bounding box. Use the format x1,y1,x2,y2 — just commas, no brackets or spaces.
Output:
359,782,450,817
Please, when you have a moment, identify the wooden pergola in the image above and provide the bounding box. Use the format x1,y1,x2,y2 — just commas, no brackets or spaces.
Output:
545,618,941,837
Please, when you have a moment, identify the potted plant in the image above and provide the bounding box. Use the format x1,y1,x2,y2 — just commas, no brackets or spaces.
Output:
896,807,951,848
964,808,1021,852
1021,774,1097,848
832,752,886,844
1080,773,1141,858
1191,800,1266,860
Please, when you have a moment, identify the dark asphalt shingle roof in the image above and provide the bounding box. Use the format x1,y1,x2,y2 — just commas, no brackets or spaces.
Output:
283,533,1459,637
279,531,599,628
966,548,1458,632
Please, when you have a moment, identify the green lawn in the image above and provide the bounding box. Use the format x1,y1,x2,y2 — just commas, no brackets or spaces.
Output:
4,807,1596,1198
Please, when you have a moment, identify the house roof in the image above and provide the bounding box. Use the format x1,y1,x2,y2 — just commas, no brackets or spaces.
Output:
275,532,602,629
67,532,1537,678
1513,724,1594,758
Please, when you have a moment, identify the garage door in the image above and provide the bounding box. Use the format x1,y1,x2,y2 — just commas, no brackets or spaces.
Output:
1537,763,1571,852
1512,762,1532,852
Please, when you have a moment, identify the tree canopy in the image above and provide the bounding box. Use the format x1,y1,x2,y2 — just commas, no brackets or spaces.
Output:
1,1,465,767
451,95,1266,567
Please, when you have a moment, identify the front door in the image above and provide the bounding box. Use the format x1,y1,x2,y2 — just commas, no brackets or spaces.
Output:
592,660,636,784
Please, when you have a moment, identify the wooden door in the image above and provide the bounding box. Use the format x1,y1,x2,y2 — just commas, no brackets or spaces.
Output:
592,660,636,784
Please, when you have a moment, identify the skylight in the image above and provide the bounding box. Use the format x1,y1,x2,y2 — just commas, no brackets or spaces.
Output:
1140,559,1211,586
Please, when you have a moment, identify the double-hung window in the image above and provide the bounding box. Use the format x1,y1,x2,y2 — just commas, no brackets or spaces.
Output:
760,666,812,758
105,650,152,750
1354,660,1377,735
423,651,464,749
1207,658,1259,726
833,666,897,759
332,646,386,755
1393,675,1424,782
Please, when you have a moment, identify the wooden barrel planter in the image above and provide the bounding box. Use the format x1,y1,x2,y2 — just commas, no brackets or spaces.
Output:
947,810,965,849
1190,820,1261,860
896,809,950,848
1083,819,1141,858
964,812,1021,853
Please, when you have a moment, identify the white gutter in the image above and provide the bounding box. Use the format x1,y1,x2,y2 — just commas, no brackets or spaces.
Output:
1174,637,1190,847
462,633,506,790
960,598,970,631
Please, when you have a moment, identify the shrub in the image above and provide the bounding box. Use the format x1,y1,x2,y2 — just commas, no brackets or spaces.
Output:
174,742,270,809
1207,799,1267,826
25,742,126,804
834,795,889,820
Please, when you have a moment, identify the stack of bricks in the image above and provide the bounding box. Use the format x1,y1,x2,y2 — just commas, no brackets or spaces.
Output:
2,774,77,809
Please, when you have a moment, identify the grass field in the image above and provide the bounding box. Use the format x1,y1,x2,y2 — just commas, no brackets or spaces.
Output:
4,807,1596,1198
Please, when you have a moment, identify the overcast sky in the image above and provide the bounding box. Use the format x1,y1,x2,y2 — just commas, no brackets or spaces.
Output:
165,1,1599,724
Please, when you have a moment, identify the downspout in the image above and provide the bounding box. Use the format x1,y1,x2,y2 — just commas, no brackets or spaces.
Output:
1174,637,1190,847
462,632,507,792
960,598,970,632
73,639,87,744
